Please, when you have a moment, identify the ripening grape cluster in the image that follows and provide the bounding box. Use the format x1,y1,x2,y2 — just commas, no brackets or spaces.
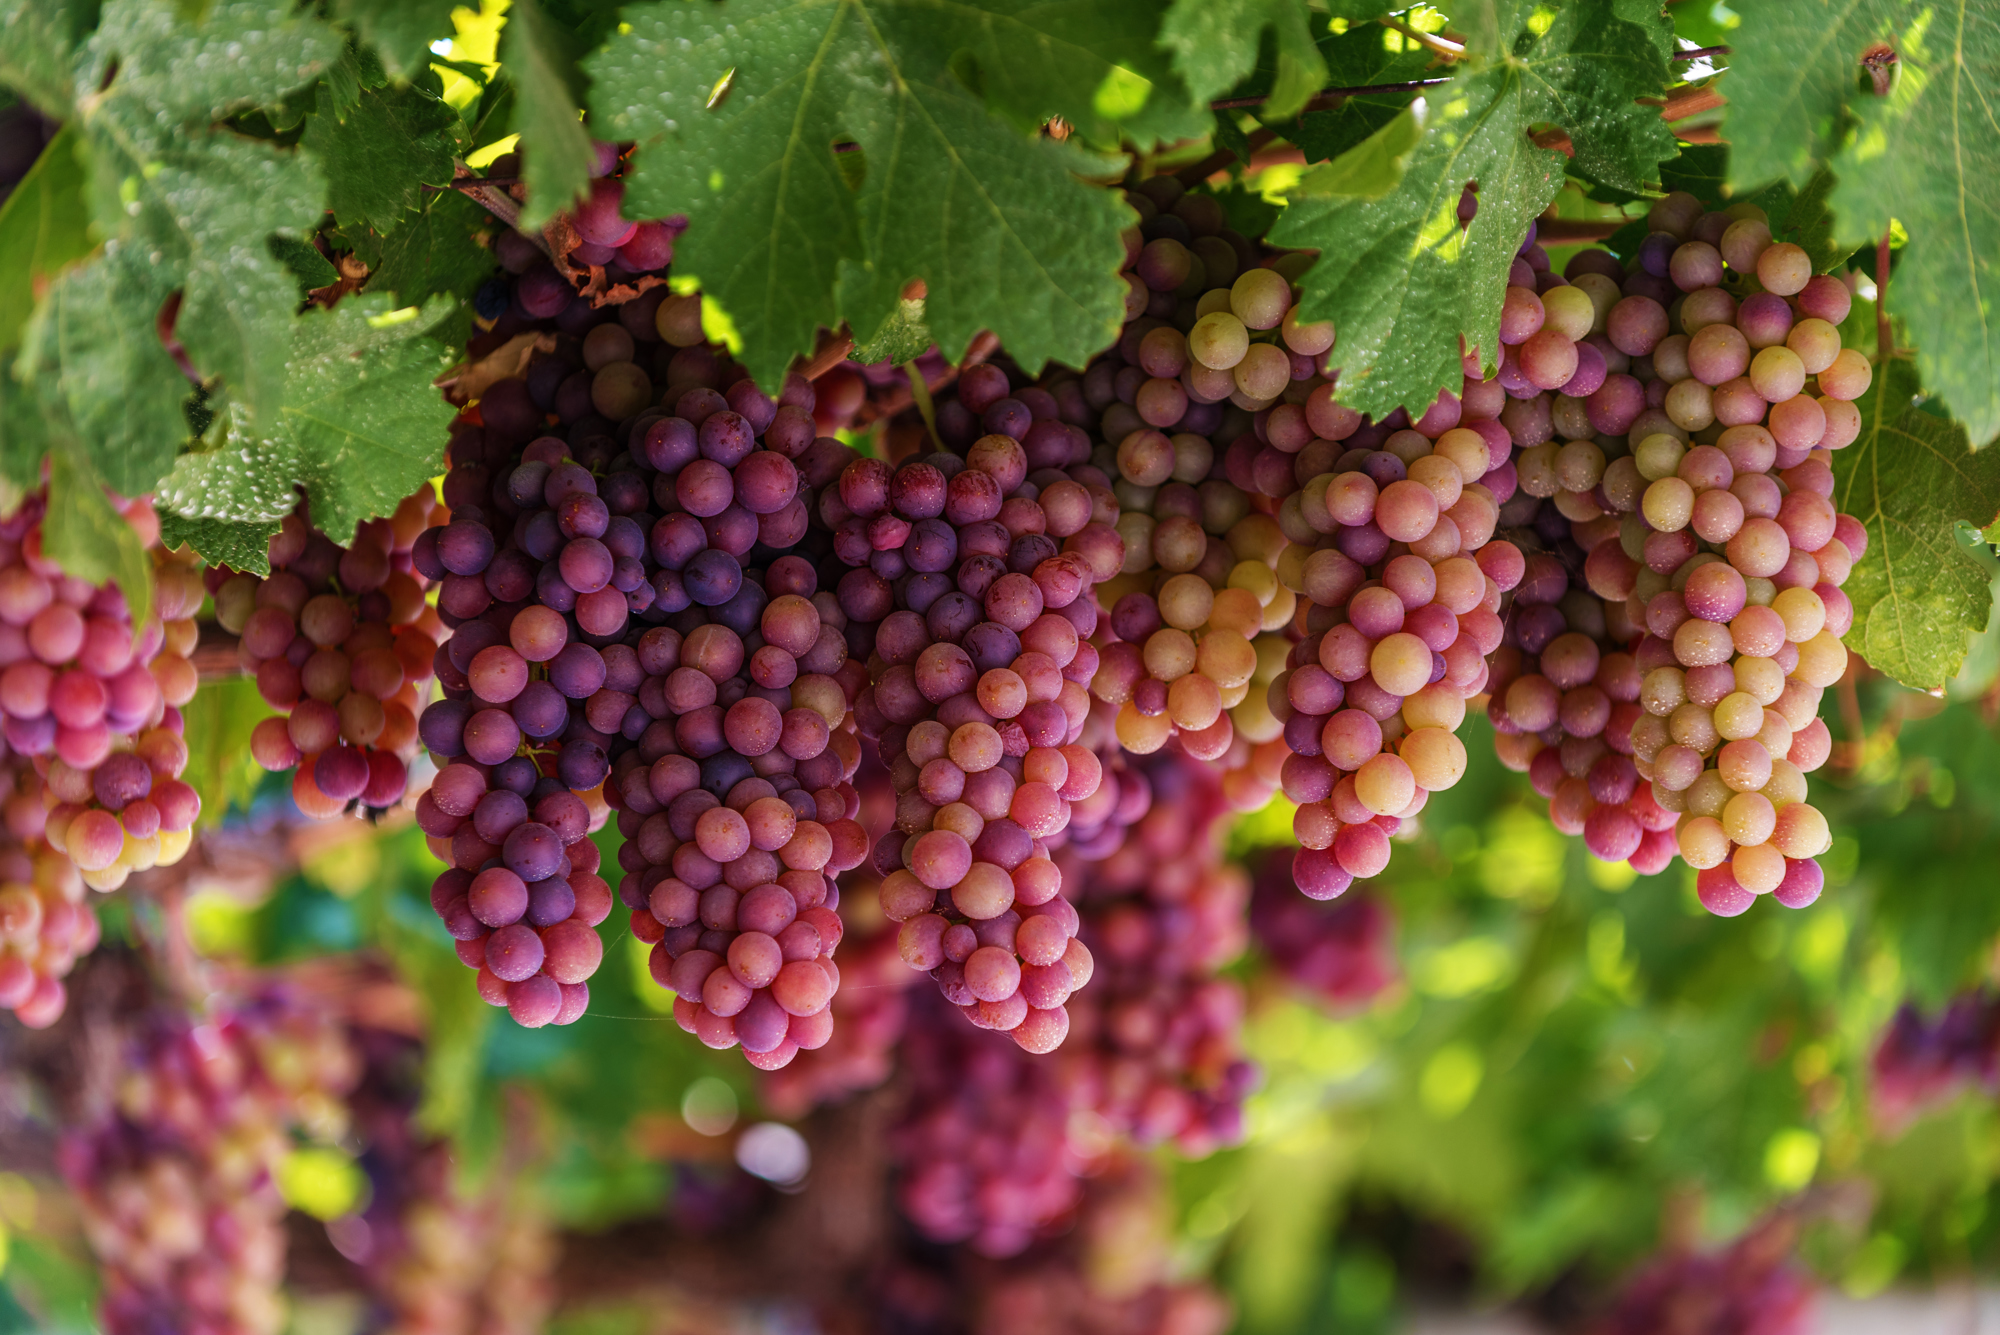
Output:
428,199,870,1047
220,491,443,817
1250,851,1398,1010
60,993,359,1335
1055,749,1256,1157
1597,1214,1813,1335
848,362,1124,1053
1871,992,2000,1128
0,494,205,891
0,769,98,1027
1482,193,1863,913
757,912,918,1116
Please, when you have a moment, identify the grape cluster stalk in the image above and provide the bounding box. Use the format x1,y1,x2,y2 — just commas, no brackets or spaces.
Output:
60,991,360,1335
422,162,868,1047
219,492,444,818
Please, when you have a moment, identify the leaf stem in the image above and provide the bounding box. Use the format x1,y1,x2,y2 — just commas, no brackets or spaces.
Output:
1379,16,1465,61
1877,234,1894,363
1672,45,1731,61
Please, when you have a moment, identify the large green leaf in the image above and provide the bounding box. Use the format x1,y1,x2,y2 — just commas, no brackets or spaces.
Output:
1265,25,1435,165
0,123,93,349
1831,360,2000,690
1271,0,1674,419
43,443,152,632
356,189,497,321
157,512,285,575
1161,0,1327,122
329,0,461,82
1829,0,2000,445
589,0,1149,389
0,0,94,114
304,78,467,237
504,0,594,231
1720,0,1907,192
157,296,458,551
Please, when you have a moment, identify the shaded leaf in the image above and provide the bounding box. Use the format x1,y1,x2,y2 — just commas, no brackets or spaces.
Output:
1831,360,2000,689
329,0,461,82
0,0,94,114
269,234,340,290
158,511,283,575
1292,100,1424,200
1161,0,1327,122
1721,0,1907,192
303,78,466,236
503,0,593,231
0,122,93,348
1265,26,1434,165
1830,0,2000,443
43,442,152,631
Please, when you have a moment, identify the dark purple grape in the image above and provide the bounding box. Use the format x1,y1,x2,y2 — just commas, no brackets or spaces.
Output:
511,680,570,739
684,549,742,606
549,643,607,698
558,740,610,790
437,522,496,576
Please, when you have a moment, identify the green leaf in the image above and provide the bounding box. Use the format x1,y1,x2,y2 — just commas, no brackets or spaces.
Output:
1612,0,1675,60
1264,25,1433,164
74,0,338,430
43,443,152,632
1831,359,2000,689
503,0,593,231
851,296,933,366
1720,0,1906,191
1161,0,1327,122
328,0,461,82
360,190,495,336
158,511,282,575
1272,0,1677,418
269,234,339,291
157,295,457,548
303,78,466,236
1292,101,1424,200
589,0,1137,389
0,122,93,348
1829,1,2000,445
18,247,190,496
0,0,94,114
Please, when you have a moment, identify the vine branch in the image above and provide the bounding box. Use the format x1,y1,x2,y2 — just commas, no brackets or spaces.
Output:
1877,234,1894,363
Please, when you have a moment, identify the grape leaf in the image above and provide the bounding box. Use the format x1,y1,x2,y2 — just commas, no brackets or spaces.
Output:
158,512,284,575
0,122,92,348
44,442,152,632
1719,0,1906,191
1829,0,2000,446
1291,101,1424,199
329,0,462,82
304,78,467,236
1612,0,1675,60
852,297,934,367
1266,26,1434,164
269,234,341,291
354,190,496,327
503,0,593,231
0,0,93,114
589,0,1142,390
157,296,459,549
1271,0,1675,418
1831,360,2000,690
1161,0,1328,121
15,247,190,496
72,0,338,433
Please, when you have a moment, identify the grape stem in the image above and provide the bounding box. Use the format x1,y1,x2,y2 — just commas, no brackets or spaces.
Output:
1380,16,1465,61
438,162,553,260
1876,233,1894,362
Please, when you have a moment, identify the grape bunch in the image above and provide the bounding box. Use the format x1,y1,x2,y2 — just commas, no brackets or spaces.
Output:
60,990,360,1335
218,491,443,818
842,363,1125,1053
1551,193,1864,912
1249,851,1398,1010
0,763,99,1027
426,211,871,1043
758,906,919,1116
1594,1213,1813,1335
1870,992,2000,1129
0,493,205,889
1055,749,1257,1157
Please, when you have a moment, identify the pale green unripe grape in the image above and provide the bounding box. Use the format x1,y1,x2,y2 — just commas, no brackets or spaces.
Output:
1719,218,1772,274
1189,311,1249,369
1568,272,1621,333
1269,252,1315,284
1280,303,1335,355
1635,432,1686,481
1643,476,1695,532
1230,269,1291,330
1749,345,1806,402
1652,334,1692,382
1743,575,1777,607
1664,379,1714,432
1540,286,1596,341
1232,342,1291,399
1195,288,1234,319
1757,242,1812,296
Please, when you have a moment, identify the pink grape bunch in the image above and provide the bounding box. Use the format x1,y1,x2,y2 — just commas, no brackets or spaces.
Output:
59,990,360,1335
1506,197,1865,913
842,361,1127,1054
1054,748,1257,1158
1595,1212,1814,1335
1485,494,1680,875
1249,850,1398,1010
219,491,443,819
1870,992,2000,1130
757,912,920,1116
0,497,205,891
0,765,100,1028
